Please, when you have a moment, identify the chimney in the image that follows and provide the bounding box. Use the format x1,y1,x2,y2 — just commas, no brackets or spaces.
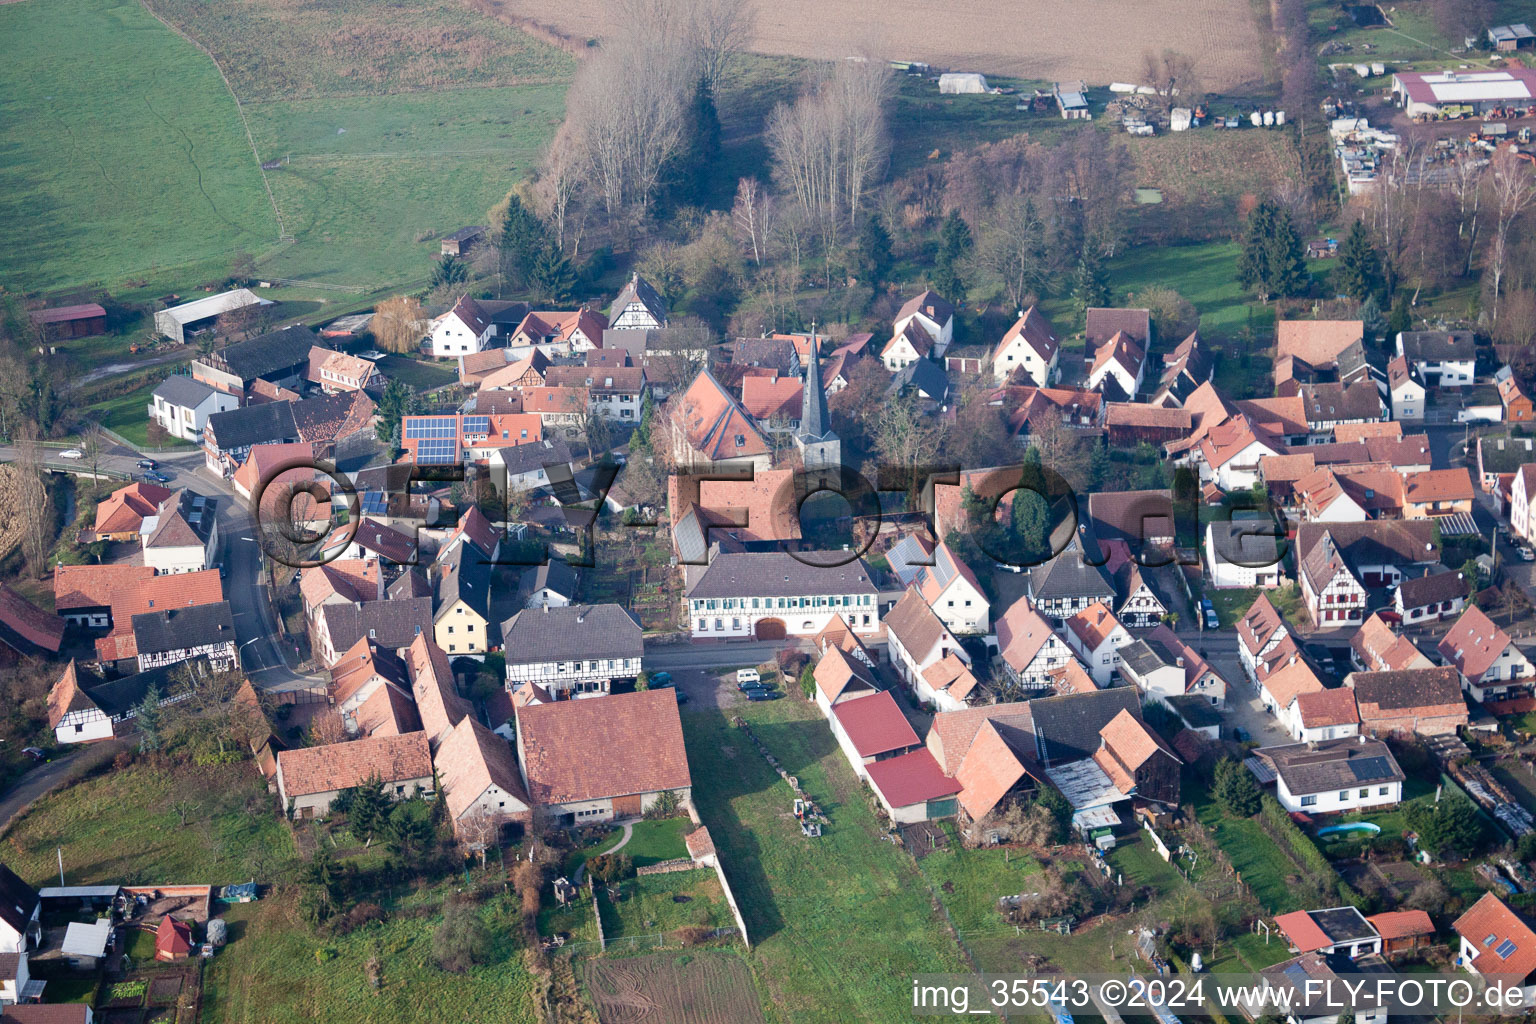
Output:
542,604,548,614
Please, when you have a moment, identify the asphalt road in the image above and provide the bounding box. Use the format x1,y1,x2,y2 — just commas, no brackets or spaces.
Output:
0,747,97,835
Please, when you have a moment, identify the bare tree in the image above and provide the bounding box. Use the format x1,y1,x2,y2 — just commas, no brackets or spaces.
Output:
1139,49,1202,116
534,125,585,255
566,34,696,219
768,59,893,230
684,0,756,93
456,806,502,866
14,421,52,579
308,708,350,747
1449,151,1486,278
372,296,426,355
977,194,1049,311
1487,146,1536,323
732,177,773,265
79,421,108,486
873,393,945,504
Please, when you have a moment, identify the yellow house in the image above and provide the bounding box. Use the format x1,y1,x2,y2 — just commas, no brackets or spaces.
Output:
1402,468,1474,520
433,547,492,659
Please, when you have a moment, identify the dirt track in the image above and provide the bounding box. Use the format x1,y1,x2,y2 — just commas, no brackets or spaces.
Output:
495,0,1269,92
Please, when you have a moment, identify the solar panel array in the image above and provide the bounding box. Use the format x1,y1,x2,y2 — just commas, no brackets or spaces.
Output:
361,492,387,516
1497,938,1518,959
416,439,458,464
403,417,456,439
462,416,489,435
1347,756,1394,782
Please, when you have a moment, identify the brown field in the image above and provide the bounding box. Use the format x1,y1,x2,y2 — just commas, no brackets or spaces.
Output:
497,0,1269,91
580,951,767,1024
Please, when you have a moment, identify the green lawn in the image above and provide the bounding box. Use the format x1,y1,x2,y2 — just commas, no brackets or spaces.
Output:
124,928,158,964
203,887,538,1024
914,824,1042,934
623,817,693,867
244,85,569,288
1188,776,1307,915
598,869,733,939
374,354,459,392
4,761,293,887
1109,242,1275,342
683,699,968,1024
86,379,163,449
1205,583,1305,631
0,0,279,294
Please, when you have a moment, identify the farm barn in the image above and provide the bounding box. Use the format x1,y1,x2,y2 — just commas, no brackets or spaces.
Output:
155,288,271,344
440,226,484,256
1391,68,1536,118
29,303,106,340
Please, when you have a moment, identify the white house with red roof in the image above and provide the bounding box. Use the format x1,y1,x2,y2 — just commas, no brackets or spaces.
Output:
429,295,495,357
1438,605,1535,703
1290,689,1360,742
1454,892,1536,1002
1236,593,1290,683
996,597,1079,692
1085,331,1147,401
865,750,963,824
892,290,953,353
827,689,922,780
912,541,990,635
1061,602,1132,687
990,307,1059,386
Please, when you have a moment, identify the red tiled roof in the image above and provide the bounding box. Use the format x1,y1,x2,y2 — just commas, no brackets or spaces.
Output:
1294,688,1360,729
516,689,690,805
1439,606,1516,684
1369,910,1434,940
1454,892,1536,981
832,689,920,758
921,653,980,703
155,916,193,958
95,570,224,662
1065,602,1122,652
1275,910,1334,953
278,732,433,797
866,749,962,809
434,716,529,821
29,303,105,325
54,564,155,611
740,375,803,421
814,645,878,703
1275,320,1363,366
955,719,1030,820
672,369,770,461
94,482,174,536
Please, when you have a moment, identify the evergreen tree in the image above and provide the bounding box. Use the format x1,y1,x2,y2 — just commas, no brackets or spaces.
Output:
852,214,893,288
1090,440,1111,488
498,195,550,293
375,380,414,446
1387,293,1411,338
1237,200,1308,301
431,253,467,289
385,800,435,858
1358,294,1385,343
347,773,391,841
135,684,162,752
529,244,576,303
1333,220,1383,302
1213,757,1261,817
1070,249,1109,328
933,211,973,300
1407,795,1484,858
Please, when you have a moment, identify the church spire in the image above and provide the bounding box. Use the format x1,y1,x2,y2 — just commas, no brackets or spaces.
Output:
799,323,832,443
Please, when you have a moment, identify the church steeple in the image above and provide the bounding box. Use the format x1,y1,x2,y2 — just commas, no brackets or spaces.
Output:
795,323,840,471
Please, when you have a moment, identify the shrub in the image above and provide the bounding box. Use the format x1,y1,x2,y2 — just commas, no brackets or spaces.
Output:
587,852,634,883
643,790,679,820
433,900,490,973
674,924,715,946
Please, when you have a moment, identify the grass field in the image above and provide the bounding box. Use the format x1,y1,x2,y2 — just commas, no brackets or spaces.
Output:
0,0,279,294
4,760,293,886
683,699,968,1024
913,824,1041,934
203,887,540,1024
598,869,732,938
146,0,572,102
244,84,569,287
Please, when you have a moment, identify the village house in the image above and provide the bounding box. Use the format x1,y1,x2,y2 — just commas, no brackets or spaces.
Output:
1298,380,1385,435
1104,404,1192,448
1515,465,1536,542
428,295,495,357
910,541,989,635
1345,667,1469,737
827,689,923,780
1477,432,1536,492
1395,568,1467,624
1062,602,1132,687
996,597,1079,692
276,731,434,819
47,658,213,745
1206,519,1284,590
1236,593,1290,683
990,306,1059,385
1085,332,1146,401
1273,320,1368,391
684,551,879,640
432,544,492,659
1150,332,1211,407
149,376,239,443
1087,489,1176,552
329,638,411,730
887,290,954,365
1250,736,1404,814
543,365,647,422
501,603,642,700
1084,308,1150,358
1438,605,1535,703
1112,561,1176,629
883,588,975,711
1368,911,1435,956
811,645,880,716
91,483,173,544
1397,329,1476,387
1290,688,1360,743
308,347,378,394
515,689,690,824
1117,625,1226,707
320,518,419,566
1025,539,1116,619
0,587,63,665
1498,366,1535,424
1351,612,1433,673
1274,906,1384,958
56,566,221,664
1252,951,1388,1024
1299,529,1367,628
190,325,314,398
130,601,236,672
312,597,433,668
1387,355,1426,421
202,402,301,478
608,273,668,330
670,369,772,470
403,633,471,749
1402,467,1474,519
995,385,1103,445
1296,519,1439,590
1258,655,1326,733
1453,893,1536,1004
433,716,531,840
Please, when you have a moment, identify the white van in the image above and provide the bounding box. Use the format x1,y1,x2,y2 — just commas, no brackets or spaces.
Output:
735,668,761,686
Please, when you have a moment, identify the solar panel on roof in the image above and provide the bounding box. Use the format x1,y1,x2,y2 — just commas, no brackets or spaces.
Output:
415,439,458,464
1282,963,1310,987
1497,938,1518,958
403,418,457,439
1348,756,1392,782
461,416,489,434
361,492,387,516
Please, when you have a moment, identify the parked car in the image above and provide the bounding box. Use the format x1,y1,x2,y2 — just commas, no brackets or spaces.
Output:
674,690,689,704
1520,547,1535,562
1201,597,1219,630
144,471,171,483
58,449,82,460
746,690,781,701
735,668,761,686
649,671,673,688
995,561,1023,573
136,459,157,470
21,747,48,763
